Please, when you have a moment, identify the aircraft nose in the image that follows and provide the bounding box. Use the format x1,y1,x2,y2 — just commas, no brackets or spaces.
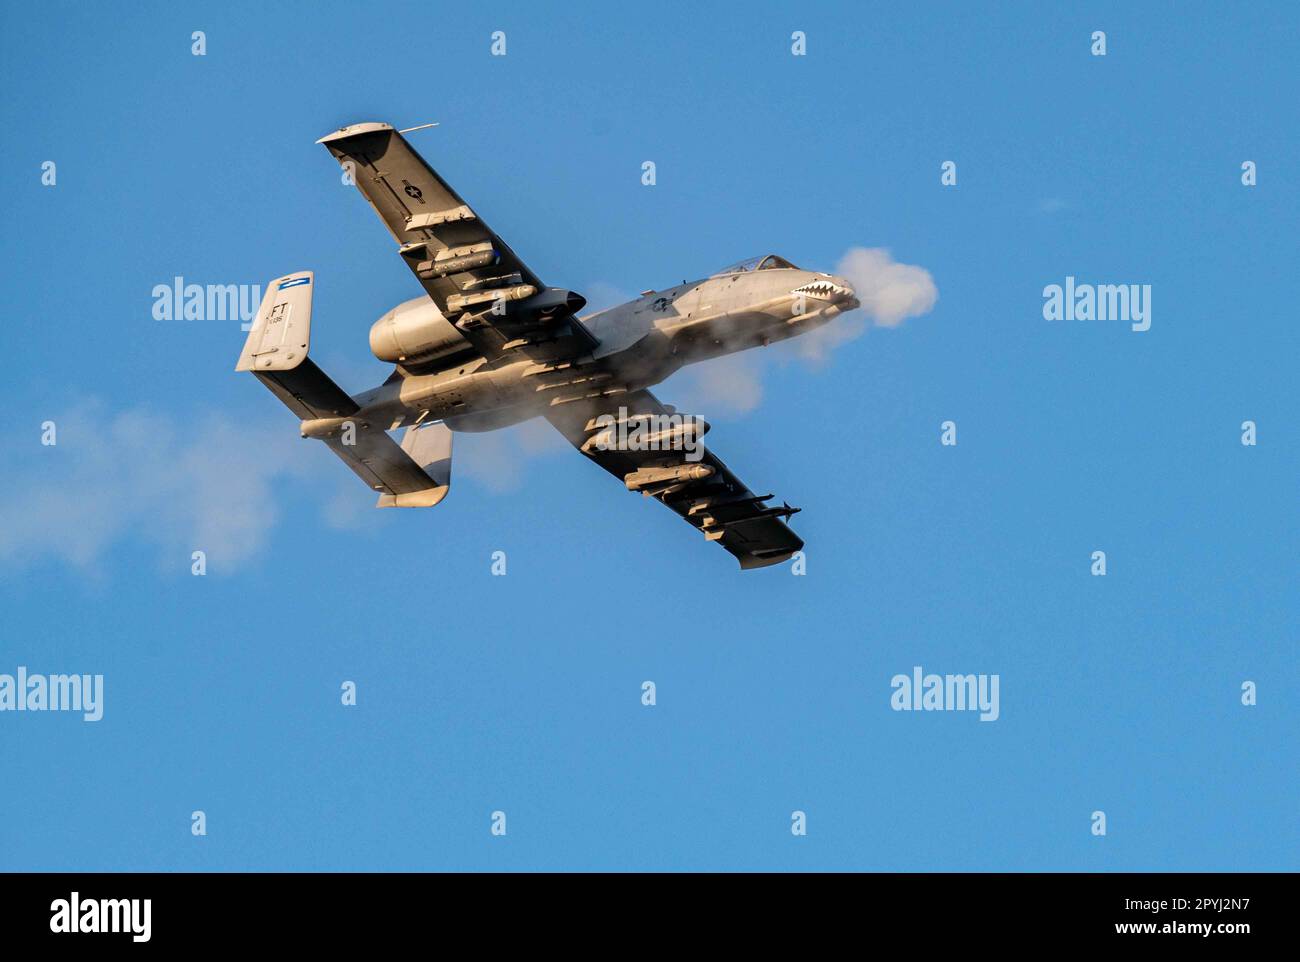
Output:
830,275,859,310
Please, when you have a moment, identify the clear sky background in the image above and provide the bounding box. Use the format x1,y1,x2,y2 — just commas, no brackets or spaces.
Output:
1,1,1295,870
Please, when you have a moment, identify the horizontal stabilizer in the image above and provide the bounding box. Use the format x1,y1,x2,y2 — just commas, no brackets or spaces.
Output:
314,418,450,507
376,422,452,508
237,270,450,507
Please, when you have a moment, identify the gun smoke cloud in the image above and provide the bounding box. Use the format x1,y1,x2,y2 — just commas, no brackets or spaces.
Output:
793,246,938,362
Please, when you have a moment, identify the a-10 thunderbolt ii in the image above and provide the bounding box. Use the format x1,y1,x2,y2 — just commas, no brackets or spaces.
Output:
237,122,859,569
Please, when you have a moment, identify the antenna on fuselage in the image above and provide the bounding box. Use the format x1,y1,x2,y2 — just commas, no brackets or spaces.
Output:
398,122,440,134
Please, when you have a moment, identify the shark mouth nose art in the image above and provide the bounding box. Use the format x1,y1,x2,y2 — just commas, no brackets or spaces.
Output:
792,279,853,301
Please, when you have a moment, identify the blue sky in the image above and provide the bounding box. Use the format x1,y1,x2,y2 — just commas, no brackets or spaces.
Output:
0,1,1295,870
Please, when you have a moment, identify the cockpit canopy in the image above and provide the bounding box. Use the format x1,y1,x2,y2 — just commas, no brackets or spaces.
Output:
711,254,799,277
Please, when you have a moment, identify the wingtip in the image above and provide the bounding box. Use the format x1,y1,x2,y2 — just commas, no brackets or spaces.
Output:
738,549,799,571
316,122,395,145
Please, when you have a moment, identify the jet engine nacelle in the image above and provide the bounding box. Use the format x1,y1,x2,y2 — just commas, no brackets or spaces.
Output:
525,287,588,320
370,296,471,364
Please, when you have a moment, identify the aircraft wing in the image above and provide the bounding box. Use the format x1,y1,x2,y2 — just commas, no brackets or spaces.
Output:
317,122,597,367
545,390,804,569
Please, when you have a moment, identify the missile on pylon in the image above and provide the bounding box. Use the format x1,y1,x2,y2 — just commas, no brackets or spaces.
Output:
624,463,715,492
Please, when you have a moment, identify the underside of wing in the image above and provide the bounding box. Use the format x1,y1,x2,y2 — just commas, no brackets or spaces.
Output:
545,390,804,569
318,122,597,366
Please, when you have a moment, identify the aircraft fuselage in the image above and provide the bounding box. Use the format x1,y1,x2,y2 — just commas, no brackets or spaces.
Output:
350,265,857,432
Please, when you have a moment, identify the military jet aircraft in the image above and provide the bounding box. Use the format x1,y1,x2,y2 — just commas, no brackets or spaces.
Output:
237,122,859,569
